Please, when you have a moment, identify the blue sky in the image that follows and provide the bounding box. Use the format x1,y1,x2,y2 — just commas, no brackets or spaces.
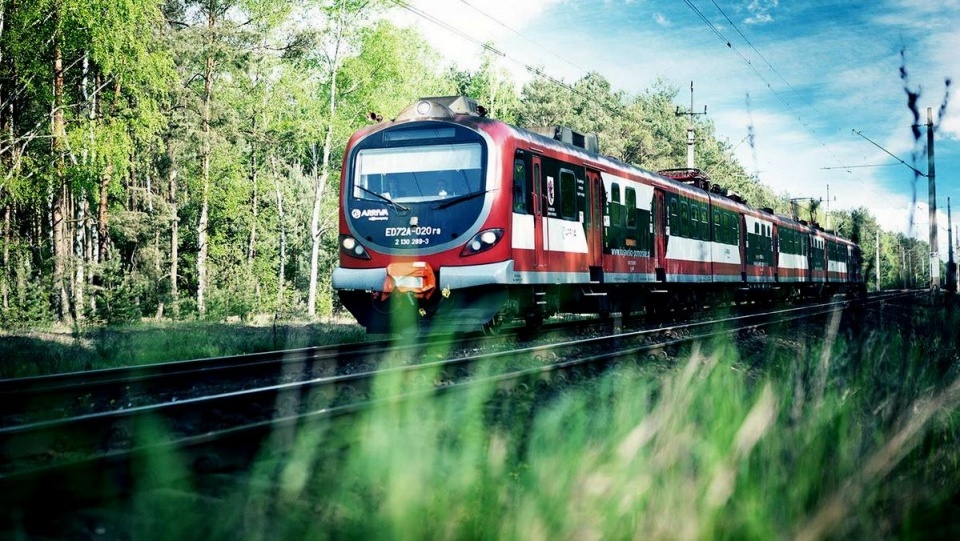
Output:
393,0,959,250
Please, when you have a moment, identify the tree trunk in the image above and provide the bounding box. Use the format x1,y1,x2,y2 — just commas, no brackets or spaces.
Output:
2,201,9,311
1,7,8,312
307,9,346,317
197,0,216,316
307,141,324,317
167,135,179,317
271,155,285,310
51,3,72,323
74,195,86,322
248,149,258,267
97,163,112,262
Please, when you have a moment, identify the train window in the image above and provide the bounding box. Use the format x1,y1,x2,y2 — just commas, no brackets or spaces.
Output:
533,163,542,215
560,169,576,220
691,206,699,239
680,201,688,237
700,205,708,240
625,187,637,230
713,211,721,242
669,199,678,234
354,143,481,203
513,159,527,213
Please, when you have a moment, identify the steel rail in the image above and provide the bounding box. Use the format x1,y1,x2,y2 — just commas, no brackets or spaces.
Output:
0,291,912,528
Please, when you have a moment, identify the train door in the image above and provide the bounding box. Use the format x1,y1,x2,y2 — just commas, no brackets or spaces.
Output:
772,224,780,281
532,155,547,268
739,214,748,282
586,169,603,272
655,190,666,280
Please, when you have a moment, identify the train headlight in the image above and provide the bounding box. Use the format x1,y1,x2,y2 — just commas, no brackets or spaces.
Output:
339,234,371,260
460,228,504,257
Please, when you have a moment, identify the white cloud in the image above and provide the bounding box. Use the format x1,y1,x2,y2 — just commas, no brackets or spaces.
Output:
744,0,779,25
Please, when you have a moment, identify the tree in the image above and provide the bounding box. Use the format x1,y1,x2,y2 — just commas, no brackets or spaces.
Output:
301,0,382,318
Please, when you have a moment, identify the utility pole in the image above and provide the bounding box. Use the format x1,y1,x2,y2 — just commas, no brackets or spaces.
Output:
949,197,956,292
675,81,707,169
928,107,940,290
876,231,881,292
826,184,831,230
899,240,905,288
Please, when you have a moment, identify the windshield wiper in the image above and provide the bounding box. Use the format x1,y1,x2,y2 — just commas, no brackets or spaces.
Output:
432,190,492,210
356,185,410,213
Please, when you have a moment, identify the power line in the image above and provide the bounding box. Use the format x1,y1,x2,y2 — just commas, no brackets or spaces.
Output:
456,0,587,74
391,0,504,58
389,0,632,125
851,129,927,177
820,163,901,170
708,0,825,120
682,0,862,184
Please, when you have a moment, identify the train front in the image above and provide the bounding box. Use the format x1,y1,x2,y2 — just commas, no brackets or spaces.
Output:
332,98,511,334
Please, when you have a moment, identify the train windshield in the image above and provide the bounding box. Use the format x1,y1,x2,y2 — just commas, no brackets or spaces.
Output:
353,143,483,203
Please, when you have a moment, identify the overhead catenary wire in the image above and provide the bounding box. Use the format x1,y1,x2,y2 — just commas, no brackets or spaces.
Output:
456,0,588,74
389,0,643,129
851,129,927,177
686,0,869,184
708,0,824,119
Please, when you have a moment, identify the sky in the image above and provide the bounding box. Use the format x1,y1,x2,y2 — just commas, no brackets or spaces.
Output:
389,0,960,254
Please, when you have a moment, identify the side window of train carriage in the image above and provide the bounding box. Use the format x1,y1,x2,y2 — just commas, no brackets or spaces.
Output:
533,163,542,214
713,210,721,243
610,182,622,227
513,158,527,213
691,206,699,240
669,198,678,235
559,169,577,220
680,201,689,238
700,205,709,240
625,187,637,232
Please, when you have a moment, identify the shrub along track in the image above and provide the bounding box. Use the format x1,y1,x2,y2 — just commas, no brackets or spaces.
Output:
0,291,913,536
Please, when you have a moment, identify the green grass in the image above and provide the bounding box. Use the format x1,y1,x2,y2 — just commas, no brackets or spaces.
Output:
7,300,960,539
0,318,367,378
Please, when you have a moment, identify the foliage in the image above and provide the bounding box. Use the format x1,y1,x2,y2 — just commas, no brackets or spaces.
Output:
0,1,929,330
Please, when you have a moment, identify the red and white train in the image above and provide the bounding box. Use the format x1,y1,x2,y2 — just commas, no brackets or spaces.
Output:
333,96,864,333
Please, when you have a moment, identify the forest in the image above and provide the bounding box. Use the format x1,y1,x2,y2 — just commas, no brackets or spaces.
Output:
0,0,932,330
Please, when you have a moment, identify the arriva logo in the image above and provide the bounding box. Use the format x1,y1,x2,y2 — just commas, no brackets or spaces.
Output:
351,208,389,219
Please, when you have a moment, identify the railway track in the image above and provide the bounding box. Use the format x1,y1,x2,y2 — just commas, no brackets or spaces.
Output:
0,291,916,532
0,318,605,427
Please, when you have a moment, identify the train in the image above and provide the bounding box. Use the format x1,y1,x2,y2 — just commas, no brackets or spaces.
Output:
332,96,864,334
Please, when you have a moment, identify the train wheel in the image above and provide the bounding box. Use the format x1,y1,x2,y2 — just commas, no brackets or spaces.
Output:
481,314,504,336
521,312,544,338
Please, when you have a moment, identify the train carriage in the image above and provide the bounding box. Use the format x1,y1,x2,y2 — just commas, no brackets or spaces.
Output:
333,96,864,334
774,216,809,284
